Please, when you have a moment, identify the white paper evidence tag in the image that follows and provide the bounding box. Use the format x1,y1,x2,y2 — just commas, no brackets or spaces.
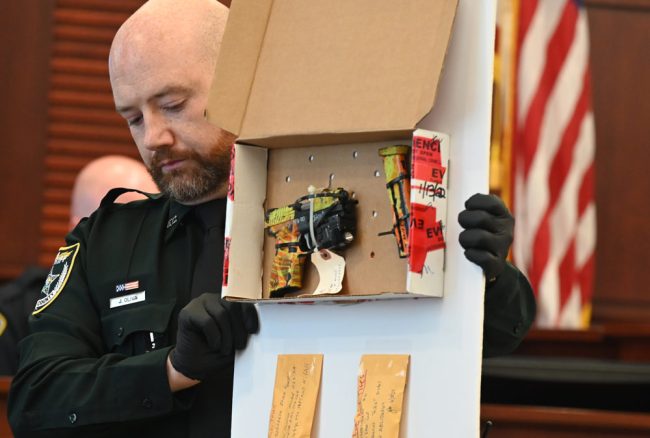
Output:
311,249,345,295
110,291,146,309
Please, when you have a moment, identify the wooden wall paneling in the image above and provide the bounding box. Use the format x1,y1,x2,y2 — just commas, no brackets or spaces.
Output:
584,1,650,322
0,1,55,281
39,0,146,267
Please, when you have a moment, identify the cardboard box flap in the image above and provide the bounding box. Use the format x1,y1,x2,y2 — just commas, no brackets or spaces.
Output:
207,0,274,135
208,0,458,146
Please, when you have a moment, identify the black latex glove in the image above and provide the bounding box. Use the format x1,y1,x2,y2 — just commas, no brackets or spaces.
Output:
458,193,514,281
170,293,259,381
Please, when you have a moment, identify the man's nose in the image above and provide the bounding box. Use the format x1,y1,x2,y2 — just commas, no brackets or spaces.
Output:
143,114,173,151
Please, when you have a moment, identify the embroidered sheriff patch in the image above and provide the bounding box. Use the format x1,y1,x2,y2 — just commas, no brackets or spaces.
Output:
33,243,80,314
0,312,7,336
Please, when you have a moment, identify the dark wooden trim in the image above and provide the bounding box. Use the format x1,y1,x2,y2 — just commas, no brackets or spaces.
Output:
585,0,650,12
516,324,650,362
482,404,650,430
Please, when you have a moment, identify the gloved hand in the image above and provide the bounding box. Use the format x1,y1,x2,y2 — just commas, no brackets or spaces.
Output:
458,193,514,281
170,293,259,381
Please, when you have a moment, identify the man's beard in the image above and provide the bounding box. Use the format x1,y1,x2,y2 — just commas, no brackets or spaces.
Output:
149,147,230,203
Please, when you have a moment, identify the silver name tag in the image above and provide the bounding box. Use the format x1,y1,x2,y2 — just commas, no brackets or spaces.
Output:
110,291,146,308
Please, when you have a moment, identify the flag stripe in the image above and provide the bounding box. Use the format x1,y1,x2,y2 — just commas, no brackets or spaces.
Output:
558,237,576,317
558,284,582,327
519,1,578,177
518,0,538,49
517,1,566,127
538,112,595,318
549,71,591,204
578,248,595,307
518,6,589,289
549,112,595,265
576,203,596,268
511,0,597,328
530,72,592,293
535,112,595,318
516,1,587,271
525,10,588,239
578,159,594,216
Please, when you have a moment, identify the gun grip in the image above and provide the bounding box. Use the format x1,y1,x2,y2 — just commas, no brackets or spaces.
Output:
269,247,307,298
268,221,307,297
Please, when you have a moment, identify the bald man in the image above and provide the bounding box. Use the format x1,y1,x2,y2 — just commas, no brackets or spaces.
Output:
69,155,158,229
8,0,533,436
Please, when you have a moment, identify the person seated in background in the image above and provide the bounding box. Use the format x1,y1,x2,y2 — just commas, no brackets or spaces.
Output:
68,155,159,229
0,155,157,375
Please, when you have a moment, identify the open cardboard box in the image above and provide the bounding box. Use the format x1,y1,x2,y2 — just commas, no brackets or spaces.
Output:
207,0,459,302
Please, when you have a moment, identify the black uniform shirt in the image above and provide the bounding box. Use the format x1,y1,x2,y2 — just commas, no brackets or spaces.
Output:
8,190,233,438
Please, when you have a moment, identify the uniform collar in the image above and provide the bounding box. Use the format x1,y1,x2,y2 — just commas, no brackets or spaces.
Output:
165,200,193,238
192,198,227,231
164,197,227,238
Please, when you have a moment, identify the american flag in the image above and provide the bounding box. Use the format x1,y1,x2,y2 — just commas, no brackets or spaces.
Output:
511,0,596,328
115,280,140,293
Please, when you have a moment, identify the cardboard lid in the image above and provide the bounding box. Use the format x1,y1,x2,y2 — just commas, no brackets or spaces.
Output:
208,0,458,148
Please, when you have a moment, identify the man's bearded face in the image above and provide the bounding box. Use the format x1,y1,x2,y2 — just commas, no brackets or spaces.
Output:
148,144,230,203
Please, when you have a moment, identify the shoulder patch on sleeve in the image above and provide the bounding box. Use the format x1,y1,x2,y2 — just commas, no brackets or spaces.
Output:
33,243,80,315
0,312,7,336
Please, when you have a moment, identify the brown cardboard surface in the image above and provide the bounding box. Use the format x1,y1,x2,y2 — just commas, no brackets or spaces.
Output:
262,141,409,299
215,0,458,301
206,0,273,136
209,0,458,147
223,145,267,300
